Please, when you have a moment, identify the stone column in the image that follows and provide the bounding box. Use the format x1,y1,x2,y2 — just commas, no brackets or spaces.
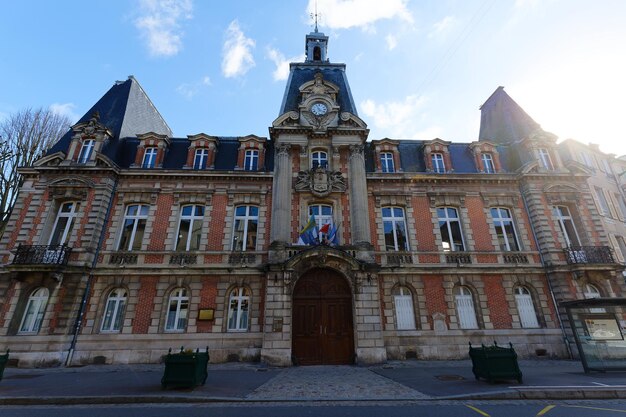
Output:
348,145,371,246
270,143,292,244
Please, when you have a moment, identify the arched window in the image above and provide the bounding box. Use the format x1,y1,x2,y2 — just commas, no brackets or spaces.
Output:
393,286,416,330
455,286,478,329
311,151,328,169
232,206,258,251
227,287,250,331
583,283,605,313
515,287,539,328
176,205,204,251
165,287,189,331
382,207,409,251
101,288,127,332
19,287,49,333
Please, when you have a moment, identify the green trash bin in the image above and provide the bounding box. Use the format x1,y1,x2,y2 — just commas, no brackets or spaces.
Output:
0,350,9,382
161,347,209,389
469,342,523,383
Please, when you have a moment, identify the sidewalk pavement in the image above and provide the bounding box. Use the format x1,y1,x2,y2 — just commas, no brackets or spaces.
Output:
1,359,626,405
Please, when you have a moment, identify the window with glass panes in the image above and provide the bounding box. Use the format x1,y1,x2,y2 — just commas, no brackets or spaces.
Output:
49,201,81,246
193,149,208,169
176,205,204,251
227,287,250,331
455,286,478,329
437,207,465,251
18,287,49,334
538,148,554,170
490,208,520,251
101,288,127,332
142,147,158,168
232,206,258,251
380,152,395,173
432,153,445,173
382,207,409,251
309,204,333,241
165,287,189,331
311,151,328,169
244,149,259,170
118,204,149,251
481,153,495,173
78,140,95,163
552,205,581,247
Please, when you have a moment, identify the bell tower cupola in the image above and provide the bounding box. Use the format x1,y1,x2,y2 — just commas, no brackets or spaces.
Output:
305,28,328,63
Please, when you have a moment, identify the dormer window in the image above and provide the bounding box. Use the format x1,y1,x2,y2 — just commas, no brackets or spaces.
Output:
78,140,95,164
244,149,259,171
432,153,446,173
193,149,209,170
311,151,328,169
381,153,395,173
142,148,158,168
538,148,554,170
481,153,495,173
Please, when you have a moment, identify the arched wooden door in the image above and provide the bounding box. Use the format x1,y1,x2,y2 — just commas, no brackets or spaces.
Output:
292,268,354,365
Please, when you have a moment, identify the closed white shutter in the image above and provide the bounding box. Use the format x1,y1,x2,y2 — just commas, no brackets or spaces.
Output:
394,295,416,330
455,294,478,329
515,294,539,328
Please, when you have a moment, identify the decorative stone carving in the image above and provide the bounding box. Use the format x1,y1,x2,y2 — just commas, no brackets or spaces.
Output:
276,143,291,157
433,312,448,332
349,144,364,160
302,112,334,130
294,166,347,197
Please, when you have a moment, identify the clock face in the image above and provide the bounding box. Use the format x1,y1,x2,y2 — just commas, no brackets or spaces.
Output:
311,102,328,116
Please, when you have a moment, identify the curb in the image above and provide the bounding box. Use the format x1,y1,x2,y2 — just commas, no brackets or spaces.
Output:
2,389,626,405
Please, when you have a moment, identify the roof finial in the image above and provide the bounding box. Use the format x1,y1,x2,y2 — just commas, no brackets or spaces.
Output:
310,0,320,32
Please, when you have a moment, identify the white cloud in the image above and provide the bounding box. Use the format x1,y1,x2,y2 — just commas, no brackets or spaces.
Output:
266,48,304,81
360,95,437,139
176,76,211,99
385,34,397,50
307,0,413,30
429,16,456,39
222,20,256,78
50,102,79,123
134,0,193,57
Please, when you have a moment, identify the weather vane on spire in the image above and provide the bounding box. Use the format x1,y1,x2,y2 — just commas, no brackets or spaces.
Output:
310,1,321,32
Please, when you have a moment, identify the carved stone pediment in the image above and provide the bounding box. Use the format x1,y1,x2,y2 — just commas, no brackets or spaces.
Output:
295,166,346,197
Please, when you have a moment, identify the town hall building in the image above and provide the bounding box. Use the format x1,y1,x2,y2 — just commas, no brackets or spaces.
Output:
0,30,624,367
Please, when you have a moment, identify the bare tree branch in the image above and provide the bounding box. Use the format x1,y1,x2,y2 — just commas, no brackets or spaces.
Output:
0,108,72,236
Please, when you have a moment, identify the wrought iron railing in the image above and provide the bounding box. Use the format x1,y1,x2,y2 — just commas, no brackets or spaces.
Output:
564,246,615,264
12,244,72,266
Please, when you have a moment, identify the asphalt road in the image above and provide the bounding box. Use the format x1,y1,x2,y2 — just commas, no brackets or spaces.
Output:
2,401,626,417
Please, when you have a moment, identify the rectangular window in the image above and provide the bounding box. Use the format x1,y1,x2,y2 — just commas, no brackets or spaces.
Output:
78,140,95,163
438,207,465,251
49,202,81,246
309,204,333,242
193,149,208,169
595,186,610,216
580,152,595,169
118,204,149,251
382,207,409,251
311,151,328,169
380,153,395,173
142,148,158,168
432,153,445,173
553,205,581,247
615,193,626,220
244,149,259,171
490,207,520,251
481,153,495,173
232,206,258,251
538,148,554,170
176,205,204,251
602,159,612,174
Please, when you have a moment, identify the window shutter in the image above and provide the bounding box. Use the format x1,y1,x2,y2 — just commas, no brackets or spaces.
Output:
609,234,624,263
394,295,416,330
455,295,478,329
515,294,539,328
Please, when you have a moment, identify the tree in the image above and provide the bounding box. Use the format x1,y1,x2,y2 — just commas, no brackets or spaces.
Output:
0,108,72,236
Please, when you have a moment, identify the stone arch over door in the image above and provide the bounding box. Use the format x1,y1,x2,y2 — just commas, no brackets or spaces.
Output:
292,267,355,365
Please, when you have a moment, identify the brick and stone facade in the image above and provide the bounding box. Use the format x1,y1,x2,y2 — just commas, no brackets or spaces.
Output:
0,31,624,367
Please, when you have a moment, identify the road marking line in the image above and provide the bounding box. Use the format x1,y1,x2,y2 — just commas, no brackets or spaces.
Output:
465,405,491,416
564,405,626,413
536,405,556,416
592,382,610,386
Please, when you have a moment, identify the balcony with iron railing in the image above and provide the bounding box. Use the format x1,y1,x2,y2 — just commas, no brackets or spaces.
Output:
11,244,72,266
563,246,615,265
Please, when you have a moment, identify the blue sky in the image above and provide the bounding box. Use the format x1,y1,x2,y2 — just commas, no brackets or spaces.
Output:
1,0,625,156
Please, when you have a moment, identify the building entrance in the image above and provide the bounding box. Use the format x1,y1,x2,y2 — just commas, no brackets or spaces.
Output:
292,268,354,365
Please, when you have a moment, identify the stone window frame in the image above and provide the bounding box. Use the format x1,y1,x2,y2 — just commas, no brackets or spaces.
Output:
310,149,329,169
133,133,170,169
451,282,483,330
106,192,157,252
48,200,82,246
116,203,151,252
223,193,267,252
193,148,209,170
489,207,522,252
371,139,401,173
17,287,50,334
381,206,410,251
512,285,541,329
468,141,501,174
77,139,95,164
226,285,252,332
174,204,206,252
374,194,417,253
236,135,266,171
163,286,191,333
391,284,418,331
507,276,550,329
552,204,583,248
185,134,218,170
98,286,129,333
380,152,395,173
423,139,452,173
